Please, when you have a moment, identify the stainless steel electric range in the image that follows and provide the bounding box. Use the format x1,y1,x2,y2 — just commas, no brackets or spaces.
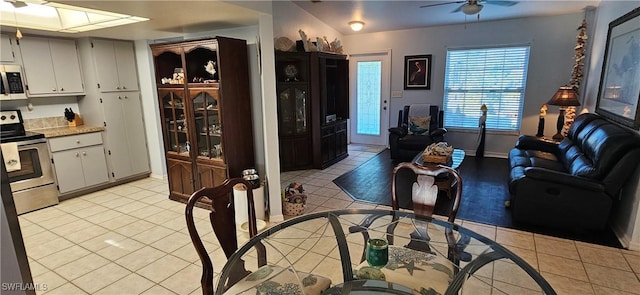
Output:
0,110,58,214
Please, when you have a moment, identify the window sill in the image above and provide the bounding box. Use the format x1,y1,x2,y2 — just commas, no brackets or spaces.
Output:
445,128,520,136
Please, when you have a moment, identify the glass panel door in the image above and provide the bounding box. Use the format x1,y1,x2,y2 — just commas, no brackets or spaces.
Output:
191,88,223,160
349,51,390,146
159,89,189,156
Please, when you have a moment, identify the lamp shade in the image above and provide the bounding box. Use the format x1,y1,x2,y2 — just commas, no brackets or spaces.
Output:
547,85,580,107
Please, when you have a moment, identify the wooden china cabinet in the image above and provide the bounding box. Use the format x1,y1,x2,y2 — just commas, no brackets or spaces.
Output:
150,37,254,202
276,51,349,171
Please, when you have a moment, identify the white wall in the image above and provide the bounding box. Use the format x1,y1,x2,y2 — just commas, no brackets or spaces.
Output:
343,13,584,157
272,1,343,45
582,1,640,250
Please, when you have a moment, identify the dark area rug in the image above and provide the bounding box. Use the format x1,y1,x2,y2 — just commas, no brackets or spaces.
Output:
333,149,622,248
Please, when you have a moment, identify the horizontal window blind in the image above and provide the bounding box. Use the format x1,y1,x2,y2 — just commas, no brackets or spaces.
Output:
443,46,530,131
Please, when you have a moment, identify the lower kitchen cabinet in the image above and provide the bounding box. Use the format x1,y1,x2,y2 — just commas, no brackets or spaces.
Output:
49,132,109,194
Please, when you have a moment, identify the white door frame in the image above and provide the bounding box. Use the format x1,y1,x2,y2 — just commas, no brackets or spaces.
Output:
348,50,391,147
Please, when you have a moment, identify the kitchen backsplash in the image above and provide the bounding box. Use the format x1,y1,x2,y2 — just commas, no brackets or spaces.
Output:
23,116,70,131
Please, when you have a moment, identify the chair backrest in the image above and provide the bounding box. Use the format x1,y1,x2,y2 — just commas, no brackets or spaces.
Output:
391,162,462,222
185,177,260,295
399,105,443,131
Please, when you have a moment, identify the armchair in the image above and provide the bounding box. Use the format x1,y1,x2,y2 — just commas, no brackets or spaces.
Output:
389,105,447,161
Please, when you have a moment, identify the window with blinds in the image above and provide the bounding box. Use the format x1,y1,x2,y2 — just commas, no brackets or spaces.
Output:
443,46,531,131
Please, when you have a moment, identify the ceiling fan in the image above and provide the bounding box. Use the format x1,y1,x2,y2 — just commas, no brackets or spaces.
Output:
421,0,518,15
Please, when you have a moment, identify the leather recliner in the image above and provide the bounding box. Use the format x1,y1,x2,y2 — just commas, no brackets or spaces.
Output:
389,105,447,161
508,113,640,230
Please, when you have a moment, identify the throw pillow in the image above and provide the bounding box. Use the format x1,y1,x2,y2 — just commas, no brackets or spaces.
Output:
408,115,431,135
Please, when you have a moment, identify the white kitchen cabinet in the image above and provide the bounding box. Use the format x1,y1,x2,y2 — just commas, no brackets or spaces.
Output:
100,92,150,180
77,38,150,182
1,34,16,63
19,37,84,96
49,132,109,194
91,39,139,92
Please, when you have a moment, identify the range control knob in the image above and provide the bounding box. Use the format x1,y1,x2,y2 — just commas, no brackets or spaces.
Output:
10,115,16,120
1,116,6,120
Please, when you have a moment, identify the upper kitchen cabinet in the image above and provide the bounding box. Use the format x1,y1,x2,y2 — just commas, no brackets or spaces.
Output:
150,37,255,202
77,38,150,182
1,34,17,63
90,39,139,92
18,37,84,96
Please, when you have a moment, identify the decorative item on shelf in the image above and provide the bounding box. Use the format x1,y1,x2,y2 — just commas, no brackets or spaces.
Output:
422,142,454,164
283,64,299,82
547,85,580,140
329,38,343,54
283,182,306,216
476,104,487,158
204,60,218,82
536,104,547,137
298,29,313,52
274,36,296,52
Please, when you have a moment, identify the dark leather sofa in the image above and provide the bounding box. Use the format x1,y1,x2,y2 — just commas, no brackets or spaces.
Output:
508,113,640,230
389,105,447,161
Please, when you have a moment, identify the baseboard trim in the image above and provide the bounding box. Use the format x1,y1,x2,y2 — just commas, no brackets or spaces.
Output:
611,221,637,250
269,214,284,222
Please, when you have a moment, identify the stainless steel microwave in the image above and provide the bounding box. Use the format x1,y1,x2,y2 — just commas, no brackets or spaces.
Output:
1,64,27,100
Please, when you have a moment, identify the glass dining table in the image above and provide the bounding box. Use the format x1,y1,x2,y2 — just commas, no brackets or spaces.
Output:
215,209,556,295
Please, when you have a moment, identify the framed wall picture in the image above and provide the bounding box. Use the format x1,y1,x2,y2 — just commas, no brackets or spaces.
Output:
404,54,432,90
595,7,640,129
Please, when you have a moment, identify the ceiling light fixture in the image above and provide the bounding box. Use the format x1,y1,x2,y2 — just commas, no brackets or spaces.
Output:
461,4,483,15
0,0,149,33
349,20,364,32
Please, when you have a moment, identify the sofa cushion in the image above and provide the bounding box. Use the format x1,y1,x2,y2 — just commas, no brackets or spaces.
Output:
568,155,597,177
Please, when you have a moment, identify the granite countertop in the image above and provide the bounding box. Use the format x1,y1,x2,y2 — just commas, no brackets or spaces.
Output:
34,125,105,138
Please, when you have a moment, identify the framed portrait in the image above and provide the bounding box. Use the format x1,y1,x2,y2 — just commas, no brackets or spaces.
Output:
595,7,640,129
404,54,432,90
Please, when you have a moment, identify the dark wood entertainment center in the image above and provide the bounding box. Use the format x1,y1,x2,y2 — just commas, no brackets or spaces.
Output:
276,51,349,171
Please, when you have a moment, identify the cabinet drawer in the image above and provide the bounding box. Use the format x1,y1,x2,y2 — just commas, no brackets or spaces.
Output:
321,125,335,137
335,120,347,131
49,132,103,152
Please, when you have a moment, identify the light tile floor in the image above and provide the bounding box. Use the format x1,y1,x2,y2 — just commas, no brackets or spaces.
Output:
18,144,640,294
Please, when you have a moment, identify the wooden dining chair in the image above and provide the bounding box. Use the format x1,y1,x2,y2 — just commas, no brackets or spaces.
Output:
350,162,465,262
187,178,332,295
390,162,463,254
185,177,265,295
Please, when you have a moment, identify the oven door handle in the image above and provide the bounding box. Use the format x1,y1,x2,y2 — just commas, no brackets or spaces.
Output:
15,138,47,146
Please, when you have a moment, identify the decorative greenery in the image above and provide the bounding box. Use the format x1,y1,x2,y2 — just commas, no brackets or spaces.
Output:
570,18,588,95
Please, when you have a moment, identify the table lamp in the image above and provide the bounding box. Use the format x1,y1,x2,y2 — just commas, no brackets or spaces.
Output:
547,85,580,140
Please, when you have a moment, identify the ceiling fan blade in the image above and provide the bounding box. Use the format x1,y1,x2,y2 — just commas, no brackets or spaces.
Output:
483,0,518,7
451,4,465,13
420,1,466,9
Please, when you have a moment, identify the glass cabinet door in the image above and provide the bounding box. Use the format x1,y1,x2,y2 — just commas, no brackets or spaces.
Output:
278,86,308,136
190,88,222,160
159,89,189,156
